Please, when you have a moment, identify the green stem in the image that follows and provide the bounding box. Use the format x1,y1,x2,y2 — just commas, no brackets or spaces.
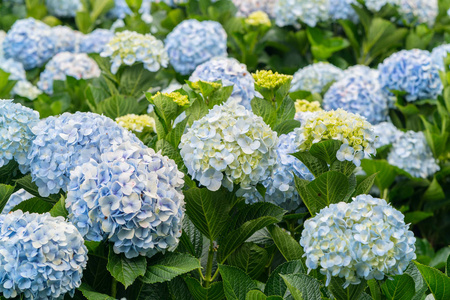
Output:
111,278,118,298
382,188,389,201
204,241,215,288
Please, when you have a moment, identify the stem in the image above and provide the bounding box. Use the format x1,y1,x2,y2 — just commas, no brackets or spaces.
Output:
204,241,215,288
382,188,389,201
111,278,118,298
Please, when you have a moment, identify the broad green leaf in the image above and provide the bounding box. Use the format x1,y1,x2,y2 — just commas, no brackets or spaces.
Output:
141,253,201,284
422,177,446,211
367,279,382,300
219,265,257,300
353,173,378,197
329,277,366,300
186,97,209,125
168,276,194,300
0,184,14,212
12,198,53,214
179,215,204,258
265,260,305,297
291,151,328,177
49,196,68,218
268,225,304,261
107,247,147,289
228,243,269,279
273,120,301,136
127,281,170,300
281,273,322,300
14,174,41,198
185,277,224,300
361,159,397,191
251,98,277,128
405,262,425,292
155,139,186,172
245,290,267,300
119,64,155,97
330,160,356,177
309,140,342,165
166,117,189,149
0,160,19,184
404,211,433,224
430,247,450,270
381,274,415,300
414,261,450,300
77,283,115,300
276,97,296,122
97,95,141,119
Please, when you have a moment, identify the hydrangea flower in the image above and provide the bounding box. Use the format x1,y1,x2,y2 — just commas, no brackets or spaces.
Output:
0,211,88,299
244,130,314,211
28,112,143,197
373,121,402,149
297,109,376,166
12,81,42,100
0,31,6,58
388,130,439,178
398,0,438,27
190,57,256,109
101,30,168,74
37,52,100,94
275,0,329,27
329,0,358,22
1,189,33,214
232,0,277,17
165,19,227,75
78,29,114,54
0,100,39,173
295,100,322,113
323,65,389,124
46,0,82,17
155,0,218,6
252,70,293,89
0,58,26,81
66,142,185,258
431,44,450,70
300,194,416,287
3,18,56,70
108,0,132,19
291,62,344,94
180,101,278,191
364,0,397,12
378,49,442,102
245,11,272,27
52,26,81,53
116,114,156,133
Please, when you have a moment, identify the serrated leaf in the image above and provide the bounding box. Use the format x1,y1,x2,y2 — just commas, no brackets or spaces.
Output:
185,277,224,300
265,260,305,297
168,276,194,300
155,139,186,172
245,290,267,300
166,117,188,149
12,198,53,214
361,159,397,191
179,215,204,258
381,274,415,300
291,151,328,177
274,120,301,135
78,283,115,300
141,253,201,284
367,279,382,300
119,64,155,97
14,174,41,198
281,273,322,300
0,184,14,213
330,160,356,177
251,98,277,128
353,173,378,197
97,95,141,119
414,261,450,300
49,196,68,218
329,277,366,300
309,140,342,165
404,211,433,224
228,243,269,279
219,265,257,300
107,247,147,289
268,225,304,261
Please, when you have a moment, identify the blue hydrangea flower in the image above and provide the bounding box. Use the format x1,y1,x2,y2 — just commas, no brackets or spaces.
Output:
388,130,439,178
0,31,6,59
3,18,56,70
52,26,81,53
0,58,26,81
1,189,33,214
232,0,277,17
165,19,227,75
365,0,397,12
378,49,442,102
66,142,185,258
46,0,82,17
243,130,314,211
37,52,100,94
431,44,450,71
108,0,132,19
0,100,39,173
323,65,389,124
28,112,143,197
275,0,329,27
373,121,402,148
301,194,416,287
190,57,257,109
398,0,438,27
78,28,114,54
12,80,42,100
180,101,278,191
291,62,344,94
329,0,358,22
0,210,88,299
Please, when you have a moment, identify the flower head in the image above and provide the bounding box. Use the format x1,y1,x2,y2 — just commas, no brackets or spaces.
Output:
66,142,185,258
0,58,26,81
252,70,292,90
116,114,156,133
275,0,329,27
165,19,227,75
295,100,322,113
245,11,272,27
180,101,278,191
46,0,82,17
431,43,450,70
152,91,189,106
373,121,402,148
329,0,359,22
232,0,277,17
300,195,416,287
398,0,438,27
0,211,88,299
291,62,344,94
12,81,42,100
107,0,132,19
52,26,81,53
1,189,33,214
79,29,114,54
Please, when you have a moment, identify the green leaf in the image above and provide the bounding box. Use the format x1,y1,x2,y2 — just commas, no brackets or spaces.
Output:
0,160,19,184
119,64,155,97
251,98,277,128
276,97,296,122
245,290,267,300
273,120,301,135
184,187,232,241
179,215,204,258
361,159,397,191
107,247,147,289
381,274,415,300
219,265,257,300
0,184,14,213
155,139,186,172
422,177,446,210
168,276,194,300
12,198,53,214
414,261,450,300
14,174,41,198
141,253,201,284
404,211,433,224
330,160,357,177
228,243,269,279
291,151,328,177
353,173,377,197
166,117,189,149
265,260,305,297
97,95,142,119
430,247,450,270
185,277,224,300
268,225,304,261
77,283,115,300
367,279,382,300
49,196,68,218
309,140,342,165
329,277,366,300
280,273,322,300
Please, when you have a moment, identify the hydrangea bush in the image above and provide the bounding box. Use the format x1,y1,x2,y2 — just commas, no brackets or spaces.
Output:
291,62,344,94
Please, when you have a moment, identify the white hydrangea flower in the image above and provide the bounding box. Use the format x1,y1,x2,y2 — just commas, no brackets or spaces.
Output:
12,81,42,100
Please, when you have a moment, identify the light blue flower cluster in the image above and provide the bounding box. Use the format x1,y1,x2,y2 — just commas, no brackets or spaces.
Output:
373,121,402,148
364,0,395,12
275,0,329,27
323,65,389,124
431,44,450,71
398,0,438,27
291,62,344,94
108,0,132,19
66,142,185,258
180,101,278,191
78,29,114,54
300,194,416,287
12,80,42,100
37,52,101,94
232,0,277,17
388,130,439,178
329,0,358,22
52,26,81,53
28,112,142,197
0,31,6,58
190,57,257,109
1,189,33,214
378,49,442,102
0,210,88,299
0,58,26,81
165,19,227,75
3,18,56,70
100,30,169,74
0,100,39,173
46,0,82,17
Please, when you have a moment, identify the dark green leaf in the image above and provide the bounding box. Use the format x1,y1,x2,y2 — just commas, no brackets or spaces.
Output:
219,265,257,300
77,283,115,300
329,277,366,300
228,243,269,279
107,247,147,289
185,277,224,300
414,261,450,300
268,225,304,261
273,120,301,135
280,273,322,300
0,184,15,213
49,196,68,218
353,173,377,197
265,260,305,297
141,253,201,284
251,98,277,128
12,198,53,214
291,151,328,177
309,140,342,165
381,274,415,300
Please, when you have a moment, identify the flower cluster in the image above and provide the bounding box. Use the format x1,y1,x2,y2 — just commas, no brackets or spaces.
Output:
190,57,256,109
100,30,169,74
364,0,395,12
300,195,416,287
28,112,143,197
0,31,6,58
297,109,376,166
66,142,185,258
323,65,389,124
12,81,42,100
180,101,278,191
37,52,101,94
78,29,114,54
252,70,293,89
232,0,277,17
1,189,33,214
329,0,358,22
3,18,56,70
378,49,442,102
245,11,272,27
108,0,132,19
398,0,438,27
165,19,227,75
0,58,26,81
0,211,88,299
388,130,439,178
0,100,39,173
291,62,344,94
275,0,329,27
372,121,402,149
52,26,80,53
431,43,450,70
46,0,82,17
116,114,156,133
295,100,322,113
